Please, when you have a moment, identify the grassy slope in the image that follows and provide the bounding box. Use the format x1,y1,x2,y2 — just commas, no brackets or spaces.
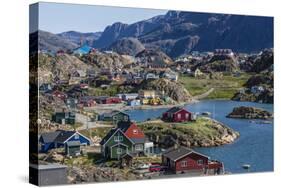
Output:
79,127,112,138
179,73,251,99
138,118,222,140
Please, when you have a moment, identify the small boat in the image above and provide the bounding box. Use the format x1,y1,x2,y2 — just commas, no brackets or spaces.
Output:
201,111,211,116
242,164,251,169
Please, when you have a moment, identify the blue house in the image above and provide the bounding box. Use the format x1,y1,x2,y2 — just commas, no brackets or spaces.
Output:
39,130,91,153
127,99,141,107
73,45,92,56
39,83,52,93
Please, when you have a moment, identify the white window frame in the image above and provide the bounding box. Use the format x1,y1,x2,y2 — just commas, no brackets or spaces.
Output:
197,159,204,165
74,134,79,139
116,148,123,154
133,129,138,134
181,160,187,167
114,136,123,142
177,113,181,119
124,116,128,121
185,113,189,119
135,144,143,151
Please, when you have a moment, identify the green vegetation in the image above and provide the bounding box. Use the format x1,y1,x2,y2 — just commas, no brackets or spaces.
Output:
79,127,112,138
134,156,161,164
179,73,252,99
139,118,222,139
64,155,93,166
88,86,119,97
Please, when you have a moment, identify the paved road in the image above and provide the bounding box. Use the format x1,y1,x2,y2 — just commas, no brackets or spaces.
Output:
194,88,214,100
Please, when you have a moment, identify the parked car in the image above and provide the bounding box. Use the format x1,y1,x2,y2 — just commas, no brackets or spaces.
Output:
149,165,168,172
137,163,150,169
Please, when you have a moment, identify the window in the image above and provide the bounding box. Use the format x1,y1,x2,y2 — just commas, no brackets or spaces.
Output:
181,160,187,167
113,116,117,120
74,134,79,139
135,144,143,151
133,129,138,134
185,113,189,119
197,159,204,165
177,113,181,119
117,148,123,154
114,136,123,142
124,116,129,121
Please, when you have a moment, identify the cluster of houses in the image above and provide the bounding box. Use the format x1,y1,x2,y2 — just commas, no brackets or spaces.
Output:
239,85,266,96
38,46,228,176
39,106,223,174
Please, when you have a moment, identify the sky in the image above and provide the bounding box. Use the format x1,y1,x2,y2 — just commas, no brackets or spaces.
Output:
37,2,167,34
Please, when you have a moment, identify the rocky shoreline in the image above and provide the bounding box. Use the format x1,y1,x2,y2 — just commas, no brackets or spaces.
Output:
139,117,239,148
227,106,273,119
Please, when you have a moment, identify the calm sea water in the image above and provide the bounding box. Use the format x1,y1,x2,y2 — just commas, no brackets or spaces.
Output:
126,100,274,174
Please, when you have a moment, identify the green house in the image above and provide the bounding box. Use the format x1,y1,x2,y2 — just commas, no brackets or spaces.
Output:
100,111,130,125
100,129,134,159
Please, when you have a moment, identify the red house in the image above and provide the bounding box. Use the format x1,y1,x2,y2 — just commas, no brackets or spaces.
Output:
79,96,96,107
102,97,122,104
162,146,224,174
52,90,67,100
162,107,192,122
118,122,145,140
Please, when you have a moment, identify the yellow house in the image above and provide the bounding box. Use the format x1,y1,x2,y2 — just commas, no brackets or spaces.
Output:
139,90,156,99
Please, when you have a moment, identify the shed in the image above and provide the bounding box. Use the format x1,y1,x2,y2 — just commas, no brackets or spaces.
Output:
65,141,81,156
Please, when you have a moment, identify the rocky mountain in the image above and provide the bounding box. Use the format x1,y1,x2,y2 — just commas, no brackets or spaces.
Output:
93,11,273,58
93,22,129,48
106,37,145,56
57,31,102,46
31,30,79,53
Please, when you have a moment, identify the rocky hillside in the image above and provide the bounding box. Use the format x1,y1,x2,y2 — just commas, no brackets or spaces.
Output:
106,37,145,56
227,106,272,119
250,49,273,73
135,49,174,65
93,11,273,57
80,51,133,70
240,49,273,73
38,53,92,83
139,117,239,148
197,57,239,73
232,72,273,104
137,78,193,102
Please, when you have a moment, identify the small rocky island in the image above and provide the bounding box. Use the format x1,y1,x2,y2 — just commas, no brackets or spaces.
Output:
138,117,239,148
227,106,273,119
